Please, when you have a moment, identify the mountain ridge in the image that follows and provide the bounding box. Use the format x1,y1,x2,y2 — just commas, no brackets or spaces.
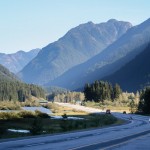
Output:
47,18,150,90
0,48,40,73
19,19,132,85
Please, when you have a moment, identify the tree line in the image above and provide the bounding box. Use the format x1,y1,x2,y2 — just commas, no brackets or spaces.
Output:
54,92,85,103
0,79,45,101
84,80,122,102
83,80,150,115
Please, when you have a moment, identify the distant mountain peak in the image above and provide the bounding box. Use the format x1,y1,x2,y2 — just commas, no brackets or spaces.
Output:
16,50,26,54
107,19,118,23
107,19,132,27
87,21,94,24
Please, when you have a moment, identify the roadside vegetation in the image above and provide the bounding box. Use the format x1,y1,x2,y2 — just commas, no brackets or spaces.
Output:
0,98,41,110
2,80,149,140
82,81,140,113
83,92,139,113
0,102,119,139
0,112,117,139
52,81,140,113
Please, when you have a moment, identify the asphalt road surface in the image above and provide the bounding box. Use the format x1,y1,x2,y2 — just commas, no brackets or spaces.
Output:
0,103,150,150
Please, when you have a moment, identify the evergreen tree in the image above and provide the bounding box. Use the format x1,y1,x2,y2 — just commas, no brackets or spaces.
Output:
113,84,122,99
0,79,45,101
83,81,122,102
138,87,150,114
84,83,92,100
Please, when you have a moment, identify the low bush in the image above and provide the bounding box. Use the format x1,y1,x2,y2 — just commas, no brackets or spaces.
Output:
19,111,36,118
29,118,43,135
62,113,67,119
35,110,50,118
0,101,21,110
0,112,20,120
90,114,117,127
0,110,50,120
0,126,7,136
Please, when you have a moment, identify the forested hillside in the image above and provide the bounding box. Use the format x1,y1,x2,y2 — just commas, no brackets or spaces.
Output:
0,64,45,101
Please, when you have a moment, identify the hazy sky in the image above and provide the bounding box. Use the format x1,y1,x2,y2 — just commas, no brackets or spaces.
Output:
0,0,150,53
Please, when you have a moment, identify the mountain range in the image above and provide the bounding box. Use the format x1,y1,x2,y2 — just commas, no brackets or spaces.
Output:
18,19,132,85
47,18,150,90
0,48,40,73
3,18,150,92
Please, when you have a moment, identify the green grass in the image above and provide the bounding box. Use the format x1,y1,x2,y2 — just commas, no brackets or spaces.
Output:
0,102,126,139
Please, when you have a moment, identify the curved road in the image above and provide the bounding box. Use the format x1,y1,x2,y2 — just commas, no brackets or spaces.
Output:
0,104,150,150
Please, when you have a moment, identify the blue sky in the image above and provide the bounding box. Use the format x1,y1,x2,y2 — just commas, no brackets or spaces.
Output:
0,0,150,53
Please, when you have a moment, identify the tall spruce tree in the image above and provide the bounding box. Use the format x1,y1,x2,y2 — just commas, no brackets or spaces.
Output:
138,87,150,114
83,81,122,102
113,84,122,99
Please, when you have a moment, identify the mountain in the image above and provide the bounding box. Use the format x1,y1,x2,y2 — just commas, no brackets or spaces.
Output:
103,44,150,92
0,48,40,73
48,18,150,90
19,19,132,85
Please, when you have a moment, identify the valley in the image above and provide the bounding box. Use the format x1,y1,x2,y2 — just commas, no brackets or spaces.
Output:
0,1,150,149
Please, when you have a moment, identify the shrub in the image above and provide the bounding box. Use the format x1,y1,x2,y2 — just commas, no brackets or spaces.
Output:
60,120,68,131
29,118,43,135
0,101,21,110
0,112,20,120
103,114,117,125
0,126,7,136
19,111,36,118
62,113,67,119
35,110,50,118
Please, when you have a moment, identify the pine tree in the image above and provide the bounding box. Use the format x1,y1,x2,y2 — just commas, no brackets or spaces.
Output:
83,81,122,102
138,87,150,114
114,83,122,99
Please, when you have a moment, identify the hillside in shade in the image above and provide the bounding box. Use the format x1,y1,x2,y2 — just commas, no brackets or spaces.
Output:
48,18,150,90
19,19,132,85
0,48,40,73
103,44,150,92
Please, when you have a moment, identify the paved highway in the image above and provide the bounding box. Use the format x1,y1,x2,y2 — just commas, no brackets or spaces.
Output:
0,105,150,150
